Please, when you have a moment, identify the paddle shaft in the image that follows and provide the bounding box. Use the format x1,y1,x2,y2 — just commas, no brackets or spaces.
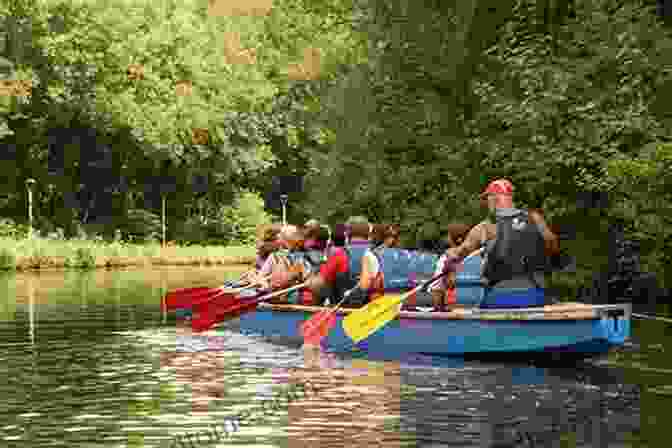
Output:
341,248,486,343
256,281,307,302
314,248,483,316
165,270,268,310
633,313,672,324
190,281,310,331
405,248,485,303
222,274,271,293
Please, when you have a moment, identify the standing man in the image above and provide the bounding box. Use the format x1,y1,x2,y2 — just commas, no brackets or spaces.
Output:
442,179,560,308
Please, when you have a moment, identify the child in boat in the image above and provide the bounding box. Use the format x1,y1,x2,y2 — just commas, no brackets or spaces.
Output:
428,223,472,312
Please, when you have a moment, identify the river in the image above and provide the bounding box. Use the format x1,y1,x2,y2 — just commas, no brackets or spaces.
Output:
0,267,668,447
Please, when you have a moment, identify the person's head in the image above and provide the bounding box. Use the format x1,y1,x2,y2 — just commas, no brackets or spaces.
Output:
382,224,401,248
279,224,305,250
257,225,282,256
345,216,371,241
257,225,282,252
303,223,330,250
257,224,280,242
370,224,400,247
445,223,472,248
332,224,347,247
480,179,514,213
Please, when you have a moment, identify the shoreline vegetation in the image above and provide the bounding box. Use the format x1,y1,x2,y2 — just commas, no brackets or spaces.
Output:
0,238,255,271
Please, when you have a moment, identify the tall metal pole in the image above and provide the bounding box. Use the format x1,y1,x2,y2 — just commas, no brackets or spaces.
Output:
25,178,36,239
161,195,166,248
28,274,35,347
280,194,288,227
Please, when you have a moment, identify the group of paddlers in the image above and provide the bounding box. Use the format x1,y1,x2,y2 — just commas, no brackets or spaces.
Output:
242,179,563,311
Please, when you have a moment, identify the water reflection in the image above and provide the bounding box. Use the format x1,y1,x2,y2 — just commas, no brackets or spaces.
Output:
281,345,402,448
0,268,658,447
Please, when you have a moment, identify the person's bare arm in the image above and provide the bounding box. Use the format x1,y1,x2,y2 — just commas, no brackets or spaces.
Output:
446,223,485,259
359,253,373,290
529,210,560,256
305,272,325,292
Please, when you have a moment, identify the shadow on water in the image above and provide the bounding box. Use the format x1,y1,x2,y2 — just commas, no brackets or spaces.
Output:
0,268,666,447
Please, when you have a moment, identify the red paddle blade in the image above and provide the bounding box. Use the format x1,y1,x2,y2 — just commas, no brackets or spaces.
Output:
191,297,262,332
164,287,228,310
300,310,337,345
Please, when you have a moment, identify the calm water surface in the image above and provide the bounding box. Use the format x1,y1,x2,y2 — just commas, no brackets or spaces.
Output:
0,267,669,447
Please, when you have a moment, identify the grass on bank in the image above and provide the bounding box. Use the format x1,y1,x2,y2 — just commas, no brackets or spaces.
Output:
0,238,256,270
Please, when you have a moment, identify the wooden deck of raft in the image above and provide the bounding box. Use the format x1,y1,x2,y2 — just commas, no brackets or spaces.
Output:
258,302,629,321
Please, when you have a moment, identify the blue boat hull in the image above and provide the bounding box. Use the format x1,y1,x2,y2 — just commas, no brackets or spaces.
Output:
228,303,631,358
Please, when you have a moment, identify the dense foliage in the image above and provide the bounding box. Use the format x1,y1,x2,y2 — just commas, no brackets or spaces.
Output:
1,0,671,287
298,0,672,287
0,0,363,242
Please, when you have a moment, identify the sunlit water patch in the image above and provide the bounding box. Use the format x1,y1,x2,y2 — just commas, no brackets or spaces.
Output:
0,269,664,447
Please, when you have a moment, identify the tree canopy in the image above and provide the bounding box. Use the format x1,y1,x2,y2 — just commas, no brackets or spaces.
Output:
1,0,671,287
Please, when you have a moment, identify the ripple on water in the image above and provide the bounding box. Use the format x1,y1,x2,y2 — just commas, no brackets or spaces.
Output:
0,269,658,447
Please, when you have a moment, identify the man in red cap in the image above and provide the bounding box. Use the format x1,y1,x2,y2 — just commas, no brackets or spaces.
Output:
441,179,560,308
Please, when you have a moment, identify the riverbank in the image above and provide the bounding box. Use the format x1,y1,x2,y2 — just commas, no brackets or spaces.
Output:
0,238,255,271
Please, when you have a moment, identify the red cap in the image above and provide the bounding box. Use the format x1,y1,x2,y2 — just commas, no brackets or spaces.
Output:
480,179,514,198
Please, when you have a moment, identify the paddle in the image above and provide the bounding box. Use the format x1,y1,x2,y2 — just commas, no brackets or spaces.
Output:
191,282,308,332
300,293,351,346
342,248,484,344
164,274,269,311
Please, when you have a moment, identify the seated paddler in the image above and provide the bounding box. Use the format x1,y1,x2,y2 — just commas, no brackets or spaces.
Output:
359,224,403,303
256,224,282,270
262,225,309,304
303,237,350,307
428,223,473,312
241,224,282,285
299,218,374,308
441,179,560,309
299,222,332,305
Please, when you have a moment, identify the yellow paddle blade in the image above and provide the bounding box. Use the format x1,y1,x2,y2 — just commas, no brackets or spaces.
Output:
342,293,404,343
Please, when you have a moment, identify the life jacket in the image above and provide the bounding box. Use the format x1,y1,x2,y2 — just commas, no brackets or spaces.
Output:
345,240,372,285
280,249,313,304
332,242,379,307
286,247,333,305
255,255,266,271
268,249,291,272
481,208,548,289
363,246,386,302
321,246,353,304
297,248,327,305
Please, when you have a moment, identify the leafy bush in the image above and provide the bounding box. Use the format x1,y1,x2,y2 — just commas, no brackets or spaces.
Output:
74,247,96,269
174,191,270,246
123,209,162,242
0,248,16,270
219,191,271,245
0,218,29,239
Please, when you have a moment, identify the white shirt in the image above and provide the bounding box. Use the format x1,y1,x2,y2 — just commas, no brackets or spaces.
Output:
361,249,380,276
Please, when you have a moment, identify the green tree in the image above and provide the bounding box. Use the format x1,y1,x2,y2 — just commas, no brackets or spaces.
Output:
0,0,366,240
